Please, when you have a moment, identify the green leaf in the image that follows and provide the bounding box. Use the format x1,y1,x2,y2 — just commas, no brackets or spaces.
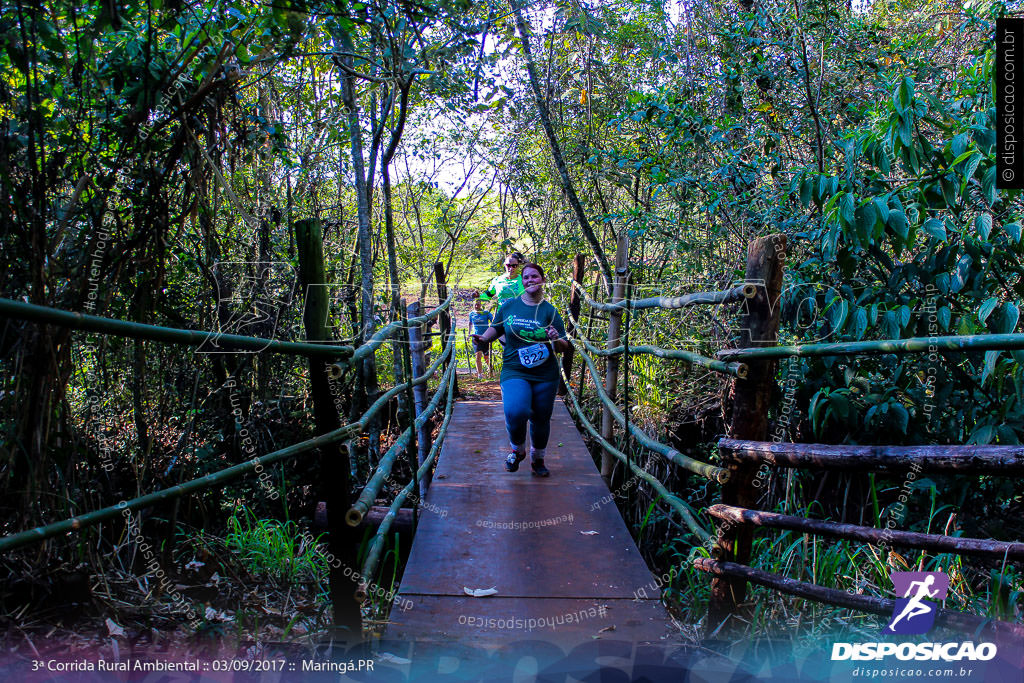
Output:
853,307,868,339
840,193,855,226
829,298,849,334
938,306,951,330
975,213,992,241
999,302,1020,334
982,350,1001,384
888,210,909,240
983,166,997,205
968,424,995,445
890,402,909,434
1003,222,1022,243
898,304,911,328
951,132,969,158
964,153,982,181
873,197,890,224
978,297,999,324
922,217,946,241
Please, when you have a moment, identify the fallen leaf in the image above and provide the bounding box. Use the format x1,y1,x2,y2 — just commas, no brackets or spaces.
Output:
463,586,498,598
105,619,126,638
184,560,205,571
557,442,563,447
580,530,599,536
473,450,482,453
598,625,616,633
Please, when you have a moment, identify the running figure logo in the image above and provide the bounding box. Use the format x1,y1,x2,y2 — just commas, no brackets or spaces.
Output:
886,571,949,635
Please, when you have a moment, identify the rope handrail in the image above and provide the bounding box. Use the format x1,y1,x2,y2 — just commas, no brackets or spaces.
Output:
0,328,456,554
0,297,355,358
717,332,1024,361
573,281,756,312
358,356,458,597
346,334,456,526
565,309,747,378
565,332,730,482
558,365,711,540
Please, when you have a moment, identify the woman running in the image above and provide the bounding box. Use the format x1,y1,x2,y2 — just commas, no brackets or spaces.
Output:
471,263,568,477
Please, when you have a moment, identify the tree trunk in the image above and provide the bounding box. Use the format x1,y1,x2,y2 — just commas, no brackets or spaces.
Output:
295,218,362,640
510,0,613,293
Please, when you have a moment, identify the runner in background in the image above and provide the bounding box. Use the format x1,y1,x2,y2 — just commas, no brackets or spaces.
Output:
468,299,494,379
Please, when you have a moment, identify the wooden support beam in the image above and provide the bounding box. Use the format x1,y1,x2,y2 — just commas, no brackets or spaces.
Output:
708,234,787,634
434,261,459,399
600,231,628,483
695,558,1024,642
559,254,586,396
296,218,361,638
718,439,1024,475
708,504,1024,559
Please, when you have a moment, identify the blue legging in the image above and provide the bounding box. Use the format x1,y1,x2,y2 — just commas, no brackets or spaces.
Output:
500,377,558,450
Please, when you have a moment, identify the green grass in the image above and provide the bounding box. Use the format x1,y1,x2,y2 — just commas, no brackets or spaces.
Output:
225,505,331,583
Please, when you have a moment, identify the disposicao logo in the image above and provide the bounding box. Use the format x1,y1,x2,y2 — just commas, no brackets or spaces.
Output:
885,571,949,635
831,570,998,662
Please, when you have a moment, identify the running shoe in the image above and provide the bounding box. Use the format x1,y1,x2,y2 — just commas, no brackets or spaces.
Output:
505,451,525,472
531,459,550,477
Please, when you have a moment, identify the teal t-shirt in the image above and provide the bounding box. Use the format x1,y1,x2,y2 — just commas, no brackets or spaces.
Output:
468,310,493,335
492,296,566,382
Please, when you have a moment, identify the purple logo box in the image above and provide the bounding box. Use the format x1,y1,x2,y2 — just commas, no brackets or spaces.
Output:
885,571,950,635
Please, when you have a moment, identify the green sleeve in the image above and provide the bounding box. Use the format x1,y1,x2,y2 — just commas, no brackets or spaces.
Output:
479,277,498,301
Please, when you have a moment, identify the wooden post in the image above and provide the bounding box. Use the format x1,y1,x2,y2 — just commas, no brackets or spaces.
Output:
707,233,787,635
294,218,361,640
600,231,628,483
407,301,429,499
433,261,459,398
559,254,586,396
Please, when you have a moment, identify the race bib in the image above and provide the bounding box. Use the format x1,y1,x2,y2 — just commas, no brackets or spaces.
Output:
517,343,550,368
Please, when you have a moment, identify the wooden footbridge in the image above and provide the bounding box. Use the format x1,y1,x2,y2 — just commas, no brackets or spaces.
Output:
2,234,1024,677
385,399,674,648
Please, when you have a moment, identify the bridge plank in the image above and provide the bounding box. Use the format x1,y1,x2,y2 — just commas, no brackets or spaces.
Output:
385,399,676,647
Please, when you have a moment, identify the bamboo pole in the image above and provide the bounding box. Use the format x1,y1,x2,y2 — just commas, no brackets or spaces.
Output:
358,363,457,599
708,504,1024,559
693,558,1024,641
346,335,455,526
0,297,354,358
575,282,756,312
567,335,730,482
0,421,361,553
717,332,1024,361
559,366,711,540
566,308,747,377
718,439,1024,474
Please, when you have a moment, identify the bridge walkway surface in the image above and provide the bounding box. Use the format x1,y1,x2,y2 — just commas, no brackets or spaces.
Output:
377,399,703,678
